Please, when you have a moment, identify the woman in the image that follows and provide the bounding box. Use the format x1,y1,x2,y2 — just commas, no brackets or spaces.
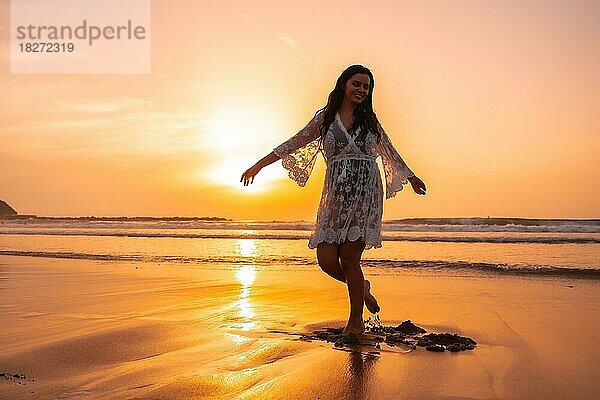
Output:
240,64,427,335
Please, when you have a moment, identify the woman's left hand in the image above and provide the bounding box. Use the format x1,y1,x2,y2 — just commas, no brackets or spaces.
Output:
408,176,426,195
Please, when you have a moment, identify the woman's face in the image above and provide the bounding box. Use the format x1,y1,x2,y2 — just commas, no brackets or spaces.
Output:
343,73,370,106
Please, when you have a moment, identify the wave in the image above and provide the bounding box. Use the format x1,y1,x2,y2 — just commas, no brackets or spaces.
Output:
2,217,599,233
381,223,600,233
0,229,598,244
1,250,598,280
4,215,599,225
384,217,600,227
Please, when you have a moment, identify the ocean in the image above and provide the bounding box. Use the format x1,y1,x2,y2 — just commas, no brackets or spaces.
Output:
1,217,599,280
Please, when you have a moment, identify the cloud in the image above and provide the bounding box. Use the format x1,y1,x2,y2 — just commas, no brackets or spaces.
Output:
3,101,211,159
55,97,152,113
276,35,298,48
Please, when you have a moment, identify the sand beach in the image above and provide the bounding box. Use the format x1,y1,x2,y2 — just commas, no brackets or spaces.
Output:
1,254,598,399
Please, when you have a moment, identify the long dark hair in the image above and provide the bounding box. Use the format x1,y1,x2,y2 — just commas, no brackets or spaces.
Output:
315,64,381,148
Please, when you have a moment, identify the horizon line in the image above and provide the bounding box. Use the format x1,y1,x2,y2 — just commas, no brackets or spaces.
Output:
1,215,599,222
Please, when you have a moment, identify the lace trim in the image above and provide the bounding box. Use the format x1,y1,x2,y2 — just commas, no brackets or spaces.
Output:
274,140,321,187
308,226,383,250
375,122,415,199
273,110,325,187
381,161,412,199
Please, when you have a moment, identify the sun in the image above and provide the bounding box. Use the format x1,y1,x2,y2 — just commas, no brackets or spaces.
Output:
196,101,288,194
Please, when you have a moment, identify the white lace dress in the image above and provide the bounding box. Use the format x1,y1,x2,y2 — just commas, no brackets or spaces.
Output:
273,109,415,250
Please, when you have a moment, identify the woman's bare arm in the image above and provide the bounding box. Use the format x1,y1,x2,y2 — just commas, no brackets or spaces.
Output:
240,151,280,186
255,151,280,170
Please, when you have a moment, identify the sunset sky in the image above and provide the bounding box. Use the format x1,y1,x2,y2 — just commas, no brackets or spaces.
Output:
1,0,598,220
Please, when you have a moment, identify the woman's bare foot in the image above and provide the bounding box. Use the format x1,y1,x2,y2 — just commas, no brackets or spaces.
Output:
364,280,381,314
342,319,365,335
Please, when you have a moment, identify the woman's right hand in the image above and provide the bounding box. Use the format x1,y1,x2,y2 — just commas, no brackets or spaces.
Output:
240,164,262,186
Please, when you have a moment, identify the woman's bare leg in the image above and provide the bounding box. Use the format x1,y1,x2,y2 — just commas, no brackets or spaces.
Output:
339,238,367,334
316,241,380,313
316,242,345,283
364,280,380,313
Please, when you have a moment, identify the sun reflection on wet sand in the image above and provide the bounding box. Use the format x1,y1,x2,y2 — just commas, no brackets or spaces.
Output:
236,238,258,257
231,262,257,331
224,332,253,346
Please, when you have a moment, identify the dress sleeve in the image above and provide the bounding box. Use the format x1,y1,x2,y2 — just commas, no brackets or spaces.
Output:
374,121,415,199
273,110,324,187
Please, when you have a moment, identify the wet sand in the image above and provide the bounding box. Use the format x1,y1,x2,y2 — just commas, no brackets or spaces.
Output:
1,255,599,399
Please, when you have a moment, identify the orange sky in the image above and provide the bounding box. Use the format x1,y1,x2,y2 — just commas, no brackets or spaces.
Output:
1,0,599,219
